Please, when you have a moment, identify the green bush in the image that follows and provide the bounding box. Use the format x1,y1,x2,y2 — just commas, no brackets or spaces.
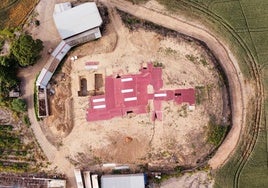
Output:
11,98,27,112
153,61,164,68
23,115,31,127
0,39,4,50
11,34,43,66
206,117,227,146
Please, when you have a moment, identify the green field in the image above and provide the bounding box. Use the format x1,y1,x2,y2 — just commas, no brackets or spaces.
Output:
149,0,268,187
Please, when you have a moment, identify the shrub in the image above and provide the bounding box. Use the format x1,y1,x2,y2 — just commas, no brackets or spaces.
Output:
11,98,27,112
11,34,43,66
34,20,40,26
23,115,31,127
206,116,227,146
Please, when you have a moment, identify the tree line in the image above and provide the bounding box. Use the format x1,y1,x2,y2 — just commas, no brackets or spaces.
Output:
0,29,43,101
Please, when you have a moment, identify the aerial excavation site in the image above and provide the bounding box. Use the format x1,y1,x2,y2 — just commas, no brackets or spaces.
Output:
0,0,266,188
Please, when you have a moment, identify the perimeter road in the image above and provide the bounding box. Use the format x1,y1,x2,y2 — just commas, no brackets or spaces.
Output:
101,0,247,169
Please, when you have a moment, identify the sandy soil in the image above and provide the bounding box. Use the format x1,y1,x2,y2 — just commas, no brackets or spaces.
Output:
19,0,248,187
47,8,226,169
43,15,118,141
160,171,214,188
104,0,247,171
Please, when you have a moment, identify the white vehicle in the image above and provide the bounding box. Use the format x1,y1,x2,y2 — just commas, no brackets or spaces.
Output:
91,174,99,188
83,171,92,188
74,169,84,188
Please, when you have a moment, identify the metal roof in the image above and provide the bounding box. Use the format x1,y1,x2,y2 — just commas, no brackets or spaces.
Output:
51,40,71,61
53,2,103,39
86,63,195,122
101,174,145,188
54,2,72,15
36,68,53,88
36,41,71,88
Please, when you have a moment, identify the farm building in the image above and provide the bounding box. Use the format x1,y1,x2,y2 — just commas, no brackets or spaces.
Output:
0,174,66,188
101,173,146,188
86,63,195,121
36,2,103,117
53,2,103,46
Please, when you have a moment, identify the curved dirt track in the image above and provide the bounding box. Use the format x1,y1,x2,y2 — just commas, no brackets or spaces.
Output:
101,0,247,169
20,0,249,186
19,0,76,187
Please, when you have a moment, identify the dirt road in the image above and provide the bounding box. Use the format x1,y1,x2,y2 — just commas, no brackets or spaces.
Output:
19,0,246,186
19,0,76,187
19,0,60,161
101,0,247,169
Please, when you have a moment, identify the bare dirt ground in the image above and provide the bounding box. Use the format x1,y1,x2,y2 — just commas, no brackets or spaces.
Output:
46,6,227,170
159,171,214,188
104,0,247,171
43,14,118,142
19,0,248,187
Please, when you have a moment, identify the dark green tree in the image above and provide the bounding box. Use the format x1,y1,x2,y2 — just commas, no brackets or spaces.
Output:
0,40,18,99
11,34,43,66
11,98,27,112
0,65,17,87
0,55,17,67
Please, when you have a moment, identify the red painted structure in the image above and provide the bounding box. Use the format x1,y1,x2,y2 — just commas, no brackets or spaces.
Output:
86,63,195,122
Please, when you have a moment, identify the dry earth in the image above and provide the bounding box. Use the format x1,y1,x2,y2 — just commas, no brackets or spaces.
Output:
159,171,214,188
105,0,247,171
45,7,228,169
18,0,248,187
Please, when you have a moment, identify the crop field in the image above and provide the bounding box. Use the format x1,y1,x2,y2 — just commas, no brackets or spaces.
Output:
0,123,45,173
0,122,46,173
147,0,268,187
0,0,38,29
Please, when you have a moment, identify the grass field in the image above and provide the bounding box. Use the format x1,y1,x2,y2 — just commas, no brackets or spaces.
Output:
149,0,268,187
0,0,38,29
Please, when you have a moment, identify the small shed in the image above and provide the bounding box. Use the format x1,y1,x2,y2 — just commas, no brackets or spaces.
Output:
9,90,20,98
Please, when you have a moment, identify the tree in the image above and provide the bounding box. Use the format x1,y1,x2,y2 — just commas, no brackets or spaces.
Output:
11,98,27,112
0,55,17,67
0,51,18,99
11,34,43,66
0,66,17,85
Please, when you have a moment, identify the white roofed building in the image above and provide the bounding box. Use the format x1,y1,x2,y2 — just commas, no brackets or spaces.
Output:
54,2,72,14
53,2,103,45
36,2,103,117
101,174,146,188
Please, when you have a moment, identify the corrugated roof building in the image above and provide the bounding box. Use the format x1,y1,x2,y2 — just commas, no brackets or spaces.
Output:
101,174,145,188
53,2,103,42
36,2,103,118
